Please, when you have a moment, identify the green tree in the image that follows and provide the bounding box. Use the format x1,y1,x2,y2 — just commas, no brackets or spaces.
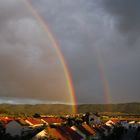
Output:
33,113,41,118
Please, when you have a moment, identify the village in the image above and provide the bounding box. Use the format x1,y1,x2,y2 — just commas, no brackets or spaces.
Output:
0,112,139,140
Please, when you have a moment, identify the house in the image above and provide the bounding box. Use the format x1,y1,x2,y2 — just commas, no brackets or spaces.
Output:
82,124,100,139
31,129,48,140
90,113,100,125
25,118,44,127
59,126,84,140
100,125,111,136
129,121,138,128
120,121,129,129
105,120,117,128
137,121,140,126
41,117,65,125
71,126,86,139
47,127,68,140
71,124,99,140
5,119,28,137
85,113,100,126
92,126,105,139
6,118,30,137
73,125,94,140
0,121,5,135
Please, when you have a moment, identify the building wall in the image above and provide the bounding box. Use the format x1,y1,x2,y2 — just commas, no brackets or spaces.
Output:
89,114,100,125
6,121,22,136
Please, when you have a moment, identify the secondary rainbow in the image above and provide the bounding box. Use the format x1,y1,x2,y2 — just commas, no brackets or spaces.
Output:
23,0,77,113
95,48,112,111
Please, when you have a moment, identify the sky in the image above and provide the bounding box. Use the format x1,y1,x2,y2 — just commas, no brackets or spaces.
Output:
0,0,140,104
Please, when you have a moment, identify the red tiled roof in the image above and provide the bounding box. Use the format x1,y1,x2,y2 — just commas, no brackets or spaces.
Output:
58,126,83,140
15,119,29,126
42,117,65,124
76,125,93,137
47,127,67,140
0,118,29,127
111,119,120,123
82,124,96,136
0,117,13,126
26,118,43,125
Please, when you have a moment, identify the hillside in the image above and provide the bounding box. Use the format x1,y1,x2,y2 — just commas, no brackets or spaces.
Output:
77,103,140,114
0,103,139,115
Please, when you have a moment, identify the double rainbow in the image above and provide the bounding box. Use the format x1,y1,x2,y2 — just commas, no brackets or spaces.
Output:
23,0,112,113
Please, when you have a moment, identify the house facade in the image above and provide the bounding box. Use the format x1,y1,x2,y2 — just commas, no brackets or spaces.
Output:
6,120,23,136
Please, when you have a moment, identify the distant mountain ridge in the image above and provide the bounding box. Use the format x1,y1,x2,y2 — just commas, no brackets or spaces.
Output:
0,102,139,115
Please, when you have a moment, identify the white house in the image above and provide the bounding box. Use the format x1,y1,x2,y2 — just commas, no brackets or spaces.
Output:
105,120,116,127
105,120,116,132
6,120,23,136
86,113,100,126
129,121,139,128
120,121,129,129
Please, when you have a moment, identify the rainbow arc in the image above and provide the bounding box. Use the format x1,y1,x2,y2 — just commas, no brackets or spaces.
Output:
24,0,77,113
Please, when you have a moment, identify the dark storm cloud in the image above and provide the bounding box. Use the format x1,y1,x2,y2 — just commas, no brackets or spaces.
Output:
102,0,140,32
32,0,140,104
102,0,140,45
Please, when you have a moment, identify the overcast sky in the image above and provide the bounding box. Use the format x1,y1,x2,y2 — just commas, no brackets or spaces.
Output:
0,0,140,104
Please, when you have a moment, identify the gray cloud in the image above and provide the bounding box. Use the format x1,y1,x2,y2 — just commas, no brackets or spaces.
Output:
0,0,72,104
102,0,140,45
102,0,140,32
0,0,140,104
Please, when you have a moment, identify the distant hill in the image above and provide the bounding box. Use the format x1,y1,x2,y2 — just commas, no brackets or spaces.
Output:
77,103,140,114
0,103,139,115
